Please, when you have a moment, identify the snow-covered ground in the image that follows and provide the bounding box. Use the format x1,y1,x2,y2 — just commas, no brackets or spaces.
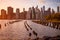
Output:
27,20,60,37
0,20,29,40
0,20,60,40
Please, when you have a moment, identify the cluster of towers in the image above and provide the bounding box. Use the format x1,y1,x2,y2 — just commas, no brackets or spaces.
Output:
0,6,60,20
0,7,14,19
0,7,27,19
27,6,60,20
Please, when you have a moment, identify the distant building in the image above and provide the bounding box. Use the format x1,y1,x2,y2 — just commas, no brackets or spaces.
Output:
16,8,20,19
32,7,36,19
40,7,51,21
23,8,27,19
23,8,25,12
12,13,16,19
40,7,45,21
40,6,46,21
20,8,27,19
43,6,45,13
57,6,60,13
52,9,55,14
27,7,32,19
20,12,24,19
35,6,41,20
47,8,51,15
1,9,7,19
7,7,13,19
40,8,43,21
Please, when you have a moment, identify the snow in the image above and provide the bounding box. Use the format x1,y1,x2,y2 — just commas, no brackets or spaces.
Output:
0,20,29,40
0,20,60,40
27,20,60,38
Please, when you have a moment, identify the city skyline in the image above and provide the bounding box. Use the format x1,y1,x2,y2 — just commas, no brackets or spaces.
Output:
0,5,60,20
0,0,60,13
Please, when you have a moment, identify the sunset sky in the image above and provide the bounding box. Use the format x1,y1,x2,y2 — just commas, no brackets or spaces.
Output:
0,0,60,13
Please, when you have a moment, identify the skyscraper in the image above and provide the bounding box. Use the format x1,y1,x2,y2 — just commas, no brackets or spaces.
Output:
40,6,46,21
57,6,59,13
52,9,55,14
1,9,6,19
16,8,20,19
35,5,40,20
23,8,25,12
40,8,43,21
23,8,27,19
32,7,36,19
7,7,13,19
43,6,45,13
27,7,32,19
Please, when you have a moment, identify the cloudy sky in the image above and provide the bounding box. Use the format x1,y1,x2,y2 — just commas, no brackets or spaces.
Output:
0,0,60,12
